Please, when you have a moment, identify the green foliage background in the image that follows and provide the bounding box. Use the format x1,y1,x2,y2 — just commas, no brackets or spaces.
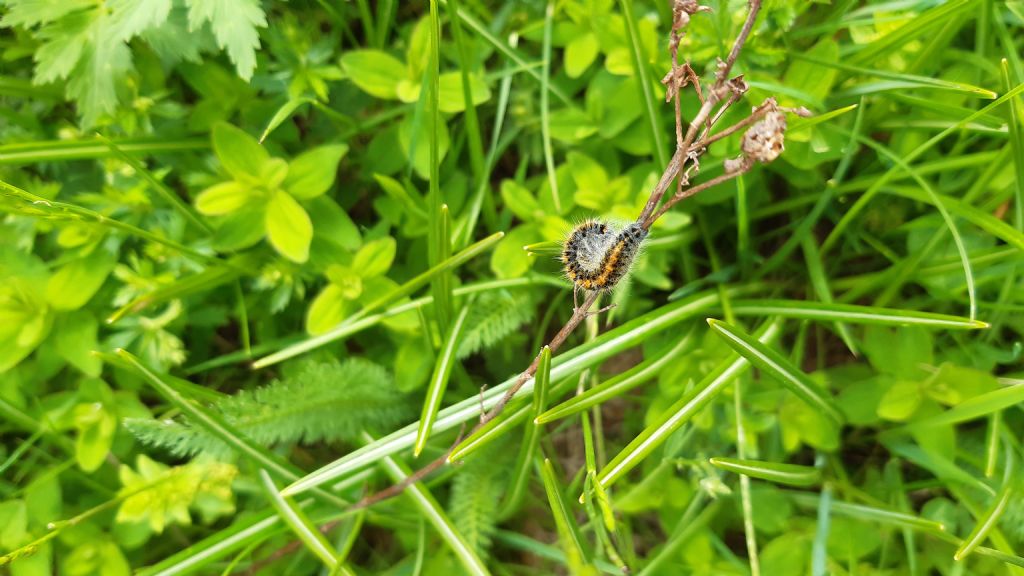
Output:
1,0,1023,574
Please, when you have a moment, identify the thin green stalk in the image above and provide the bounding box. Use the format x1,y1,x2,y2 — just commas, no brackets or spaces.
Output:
415,300,472,456
540,0,561,213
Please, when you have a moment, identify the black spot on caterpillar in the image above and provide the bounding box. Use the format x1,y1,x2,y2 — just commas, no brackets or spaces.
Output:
562,220,647,291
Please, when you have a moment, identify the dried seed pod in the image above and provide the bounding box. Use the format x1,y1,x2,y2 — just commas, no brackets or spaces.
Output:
741,111,787,164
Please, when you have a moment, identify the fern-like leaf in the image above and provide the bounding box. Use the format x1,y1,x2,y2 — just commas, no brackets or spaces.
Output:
448,444,511,559
126,358,411,458
456,289,533,359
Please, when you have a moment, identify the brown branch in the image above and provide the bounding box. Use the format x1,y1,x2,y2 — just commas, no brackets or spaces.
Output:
262,3,784,547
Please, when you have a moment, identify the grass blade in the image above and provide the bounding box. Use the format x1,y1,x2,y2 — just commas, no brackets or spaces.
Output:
954,481,1014,561
709,457,822,487
540,0,561,213
618,0,666,166
727,299,987,329
536,330,695,424
789,52,996,98
899,383,1024,430
253,231,504,369
415,300,472,456
369,433,491,576
499,346,551,517
787,492,946,533
822,81,1024,253
97,134,212,233
540,456,593,573
597,319,783,490
258,470,344,573
281,289,728,497
0,180,216,263
707,318,845,425
0,138,206,164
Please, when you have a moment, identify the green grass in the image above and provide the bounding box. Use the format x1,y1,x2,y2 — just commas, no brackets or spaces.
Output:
1,1,1023,575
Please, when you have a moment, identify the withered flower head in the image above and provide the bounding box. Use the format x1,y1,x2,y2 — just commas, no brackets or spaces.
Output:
741,111,787,164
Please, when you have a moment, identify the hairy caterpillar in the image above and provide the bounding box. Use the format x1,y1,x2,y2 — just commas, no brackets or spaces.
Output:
562,220,647,292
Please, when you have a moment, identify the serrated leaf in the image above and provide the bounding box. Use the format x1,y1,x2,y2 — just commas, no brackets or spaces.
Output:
185,0,266,81
265,191,313,263
1,0,94,28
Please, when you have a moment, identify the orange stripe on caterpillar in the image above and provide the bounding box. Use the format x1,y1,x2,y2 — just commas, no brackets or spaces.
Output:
562,221,646,291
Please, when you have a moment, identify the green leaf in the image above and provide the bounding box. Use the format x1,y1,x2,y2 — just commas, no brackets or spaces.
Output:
340,49,408,99
212,123,268,183
194,181,253,216
73,401,116,472
212,206,266,252
709,457,822,487
265,191,313,263
598,319,783,490
707,319,845,425
46,248,116,311
351,237,397,279
53,311,101,376
415,301,471,456
305,284,353,336
284,144,348,200
184,0,266,80
258,470,342,571
565,32,599,78
437,72,491,113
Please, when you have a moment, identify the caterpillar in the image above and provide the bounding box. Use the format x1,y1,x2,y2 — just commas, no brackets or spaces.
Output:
562,220,647,292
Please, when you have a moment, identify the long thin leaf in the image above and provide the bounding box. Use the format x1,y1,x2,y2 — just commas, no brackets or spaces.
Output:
415,300,472,456
900,383,1024,430
0,138,206,164
822,81,1024,253
597,319,783,490
727,299,987,329
708,319,845,424
540,457,593,573
499,346,551,517
281,289,731,497
369,433,491,576
709,457,822,487
258,470,344,573
536,330,696,424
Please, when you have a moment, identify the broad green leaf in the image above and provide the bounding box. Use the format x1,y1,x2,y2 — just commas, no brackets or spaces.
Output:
500,180,543,222
53,311,101,376
212,123,268,183
73,401,116,472
195,181,252,216
305,284,353,336
284,144,348,199
351,237,397,279
46,248,116,310
340,49,408,99
437,72,491,113
212,207,266,252
565,32,599,78
265,191,313,263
